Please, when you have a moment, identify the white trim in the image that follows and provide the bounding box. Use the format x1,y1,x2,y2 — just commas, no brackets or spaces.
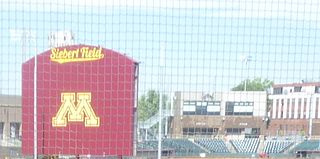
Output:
207,106,220,112
317,97,320,118
288,98,292,119
277,99,281,119
283,98,287,119
294,98,298,119
234,106,253,112
300,98,304,119
306,97,310,119
272,99,277,119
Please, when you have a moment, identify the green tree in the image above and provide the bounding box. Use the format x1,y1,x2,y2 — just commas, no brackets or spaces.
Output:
138,90,168,121
231,77,273,91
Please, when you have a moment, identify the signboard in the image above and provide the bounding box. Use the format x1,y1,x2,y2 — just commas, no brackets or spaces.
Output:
22,45,138,156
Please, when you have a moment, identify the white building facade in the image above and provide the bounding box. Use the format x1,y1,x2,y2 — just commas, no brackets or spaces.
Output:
268,82,320,136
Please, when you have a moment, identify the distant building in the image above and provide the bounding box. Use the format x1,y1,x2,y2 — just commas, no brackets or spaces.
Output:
0,95,21,143
170,91,267,138
48,30,75,48
268,82,320,137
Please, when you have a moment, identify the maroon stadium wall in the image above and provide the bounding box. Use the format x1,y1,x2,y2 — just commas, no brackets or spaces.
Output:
22,45,138,156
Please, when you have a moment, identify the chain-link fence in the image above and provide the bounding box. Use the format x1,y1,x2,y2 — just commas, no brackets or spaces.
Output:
1,0,320,158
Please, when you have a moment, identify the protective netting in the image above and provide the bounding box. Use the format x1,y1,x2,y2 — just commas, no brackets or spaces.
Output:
1,0,320,158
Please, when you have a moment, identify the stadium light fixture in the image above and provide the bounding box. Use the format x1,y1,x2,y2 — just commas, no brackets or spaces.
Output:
240,55,252,91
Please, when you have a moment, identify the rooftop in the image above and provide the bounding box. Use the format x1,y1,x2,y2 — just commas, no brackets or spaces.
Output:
273,82,320,88
0,94,21,107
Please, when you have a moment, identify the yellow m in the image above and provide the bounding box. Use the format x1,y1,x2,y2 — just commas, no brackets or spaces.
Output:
52,92,100,127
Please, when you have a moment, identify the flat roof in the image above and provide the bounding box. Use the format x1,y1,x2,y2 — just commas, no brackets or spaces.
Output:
273,82,320,88
0,94,21,107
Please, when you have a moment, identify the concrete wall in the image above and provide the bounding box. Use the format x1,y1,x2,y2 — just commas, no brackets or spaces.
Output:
0,95,21,140
0,106,21,139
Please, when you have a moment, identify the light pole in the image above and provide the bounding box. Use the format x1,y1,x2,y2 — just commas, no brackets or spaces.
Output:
308,94,313,139
158,43,165,159
241,55,252,91
10,29,37,159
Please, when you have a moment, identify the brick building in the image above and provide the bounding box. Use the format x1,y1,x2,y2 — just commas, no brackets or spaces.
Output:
170,91,267,138
0,94,21,145
268,82,320,137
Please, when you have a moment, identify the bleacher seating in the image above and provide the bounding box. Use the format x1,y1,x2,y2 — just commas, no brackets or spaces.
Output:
137,138,320,157
231,138,259,153
162,139,206,155
137,139,206,156
195,138,230,153
137,140,158,149
263,140,294,153
293,140,320,151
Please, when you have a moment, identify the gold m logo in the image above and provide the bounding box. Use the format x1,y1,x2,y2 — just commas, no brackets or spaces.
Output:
52,92,100,127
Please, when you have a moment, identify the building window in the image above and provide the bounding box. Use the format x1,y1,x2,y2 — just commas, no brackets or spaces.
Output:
0,122,3,140
183,127,216,136
273,87,283,94
294,86,302,92
226,128,245,135
183,100,221,115
225,101,254,116
315,86,320,93
10,122,20,139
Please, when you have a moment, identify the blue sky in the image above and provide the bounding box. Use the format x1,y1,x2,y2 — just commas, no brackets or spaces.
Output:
1,0,320,95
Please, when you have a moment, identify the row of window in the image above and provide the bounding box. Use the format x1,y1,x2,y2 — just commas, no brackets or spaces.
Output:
183,101,254,116
182,127,219,136
182,127,261,136
0,122,21,139
225,128,260,135
273,86,320,95
183,101,221,106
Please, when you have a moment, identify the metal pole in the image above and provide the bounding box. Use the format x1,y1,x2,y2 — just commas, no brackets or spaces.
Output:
33,39,37,159
133,64,139,156
164,99,169,137
158,90,162,159
244,60,248,91
9,29,37,157
241,55,251,91
158,44,165,159
308,94,313,138
244,61,248,91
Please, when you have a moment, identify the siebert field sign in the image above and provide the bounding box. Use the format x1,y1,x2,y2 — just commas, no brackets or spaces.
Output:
22,45,138,156
50,46,104,63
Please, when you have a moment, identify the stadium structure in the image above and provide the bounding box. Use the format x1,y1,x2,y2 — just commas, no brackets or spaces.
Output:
22,44,138,157
137,83,320,158
268,82,320,137
1,65,320,158
0,95,21,157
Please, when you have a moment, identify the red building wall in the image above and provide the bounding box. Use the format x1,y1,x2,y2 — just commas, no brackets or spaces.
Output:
22,45,137,156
